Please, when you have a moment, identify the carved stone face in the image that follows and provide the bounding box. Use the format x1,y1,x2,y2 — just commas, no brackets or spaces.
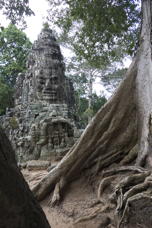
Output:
35,69,64,103
42,75,58,102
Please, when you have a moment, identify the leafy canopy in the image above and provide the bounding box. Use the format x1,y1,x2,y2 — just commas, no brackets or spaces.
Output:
47,0,140,67
66,57,107,126
75,93,107,128
0,24,32,86
0,24,32,114
0,79,14,115
0,0,34,26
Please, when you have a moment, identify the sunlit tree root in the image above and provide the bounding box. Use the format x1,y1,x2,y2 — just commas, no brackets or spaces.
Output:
48,177,67,206
117,191,152,228
95,168,152,227
73,168,147,226
97,176,114,203
119,145,138,165
61,169,152,226
73,205,111,224
113,172,152,228
102,166,146,178
115,171,151,210
73,207,101,224
71,168,150,226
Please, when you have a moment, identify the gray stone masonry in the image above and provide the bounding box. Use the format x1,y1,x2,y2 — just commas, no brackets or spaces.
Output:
1,26,81,162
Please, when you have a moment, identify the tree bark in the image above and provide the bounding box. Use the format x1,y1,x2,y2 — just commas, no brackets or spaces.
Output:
135,0,152,167
0,127,51,228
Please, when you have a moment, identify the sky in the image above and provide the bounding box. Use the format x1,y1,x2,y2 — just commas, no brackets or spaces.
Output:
0,0,49,42
25,0,49,42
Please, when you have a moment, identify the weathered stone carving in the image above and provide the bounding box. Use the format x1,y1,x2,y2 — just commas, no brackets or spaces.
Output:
1,26,80,162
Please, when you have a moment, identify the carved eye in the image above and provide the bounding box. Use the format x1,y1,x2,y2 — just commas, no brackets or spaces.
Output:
40,81,45,85
38,77,45,84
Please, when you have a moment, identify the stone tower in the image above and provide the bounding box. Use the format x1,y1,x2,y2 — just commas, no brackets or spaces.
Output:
15,26,75,111
2,26,80,162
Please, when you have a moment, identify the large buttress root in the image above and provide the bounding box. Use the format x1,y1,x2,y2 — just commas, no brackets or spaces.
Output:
33,59,138,202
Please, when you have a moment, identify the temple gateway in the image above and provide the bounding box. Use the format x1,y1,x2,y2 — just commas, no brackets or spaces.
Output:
2,26,80,162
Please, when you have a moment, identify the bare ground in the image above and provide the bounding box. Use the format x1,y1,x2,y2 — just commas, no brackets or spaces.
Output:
22,169,106,228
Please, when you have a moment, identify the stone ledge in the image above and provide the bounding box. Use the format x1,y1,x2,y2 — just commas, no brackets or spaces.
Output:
27,160,51,171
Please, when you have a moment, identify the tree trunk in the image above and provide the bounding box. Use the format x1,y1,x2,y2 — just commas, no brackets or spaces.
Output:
33,0,152,227
135,0,152,167
0,127,51,228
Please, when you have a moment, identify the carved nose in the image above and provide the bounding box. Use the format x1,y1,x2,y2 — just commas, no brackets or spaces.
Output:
45,79,51,88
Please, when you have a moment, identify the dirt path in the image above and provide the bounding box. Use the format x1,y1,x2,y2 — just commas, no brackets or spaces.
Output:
22,169,103,228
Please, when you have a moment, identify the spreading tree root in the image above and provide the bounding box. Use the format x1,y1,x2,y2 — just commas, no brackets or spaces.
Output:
119,145,138,165
73,205,111,224
102,166,146,178
48,177,67,206
74,207,101,224
72,167,151,226
97,167,152,228
97,176,114,203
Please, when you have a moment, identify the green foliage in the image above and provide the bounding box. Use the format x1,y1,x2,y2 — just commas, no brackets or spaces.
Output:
67,69,88,97
83,107,94,120
0,24,32,86
66,57,108,126
102,67,127,93
0,24,31,114
0,0,34,26
0,79,14,115
75,93,107,128
92,94,107,114
48,0,140,66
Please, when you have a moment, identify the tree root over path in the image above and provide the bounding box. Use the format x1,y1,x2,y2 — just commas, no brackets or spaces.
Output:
74,167,152,227
96,167,152,228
